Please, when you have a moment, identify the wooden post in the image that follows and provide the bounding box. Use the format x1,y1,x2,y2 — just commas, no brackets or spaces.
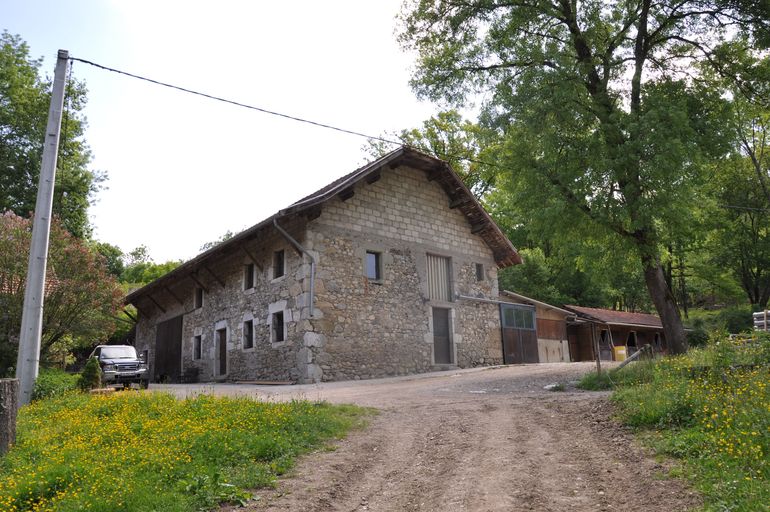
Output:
0,379,18,455
592,323,602,375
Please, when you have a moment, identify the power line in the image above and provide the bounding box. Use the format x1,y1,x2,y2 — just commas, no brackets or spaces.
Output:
69,56,405,147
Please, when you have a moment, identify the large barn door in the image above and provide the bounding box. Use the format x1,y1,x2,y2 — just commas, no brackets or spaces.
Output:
501,304,539,364
155,315,183,382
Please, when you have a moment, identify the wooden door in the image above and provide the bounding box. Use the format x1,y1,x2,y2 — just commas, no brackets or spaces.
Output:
432,308,452,364
502,328,539,364
217,328,227,376
155,315,183,382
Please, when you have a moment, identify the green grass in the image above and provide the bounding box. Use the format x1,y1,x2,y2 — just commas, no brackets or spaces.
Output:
31,368,80,400
576,358,657,390
0,392,371,511
582,335,769,511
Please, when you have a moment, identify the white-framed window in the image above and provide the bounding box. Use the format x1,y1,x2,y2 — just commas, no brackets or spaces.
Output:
193,335,202,360
243,263,255,290
194,287,204,309
273,249,285,279
243,319,254,349
365,250,382,281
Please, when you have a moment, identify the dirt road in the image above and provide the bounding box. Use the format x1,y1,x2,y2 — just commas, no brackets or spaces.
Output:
159,363,700,511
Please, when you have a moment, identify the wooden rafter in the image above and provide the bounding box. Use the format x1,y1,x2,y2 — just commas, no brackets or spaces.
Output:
240,245,264,272
164,286,184,306
203,265,225,288
189,273,209,294
147,294,167,314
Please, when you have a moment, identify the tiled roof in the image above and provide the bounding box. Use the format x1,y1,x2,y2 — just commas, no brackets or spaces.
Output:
564,305,663,328
125,146,520,306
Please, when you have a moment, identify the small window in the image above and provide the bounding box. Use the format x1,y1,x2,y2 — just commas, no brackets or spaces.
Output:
193,335,202,360
475,263,484,282
243,263,255,290
273,250,285,279
365,251,382,281
243,320,254,349
501,305,535,330
194,287,204,309
272,311,285,342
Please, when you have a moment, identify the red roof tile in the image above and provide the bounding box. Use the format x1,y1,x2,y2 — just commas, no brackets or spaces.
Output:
564,305,663,328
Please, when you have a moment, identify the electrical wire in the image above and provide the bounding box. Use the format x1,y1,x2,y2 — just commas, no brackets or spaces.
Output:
68,56,406,148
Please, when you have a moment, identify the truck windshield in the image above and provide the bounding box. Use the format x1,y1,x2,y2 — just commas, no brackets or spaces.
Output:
100,346,137,359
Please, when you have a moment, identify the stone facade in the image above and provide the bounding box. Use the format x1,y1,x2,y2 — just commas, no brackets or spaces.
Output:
132,159,514,384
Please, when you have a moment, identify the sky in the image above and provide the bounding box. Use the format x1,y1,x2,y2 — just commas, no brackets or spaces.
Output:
1,0,440,262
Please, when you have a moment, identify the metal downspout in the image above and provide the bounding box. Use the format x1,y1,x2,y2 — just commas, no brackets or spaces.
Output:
273,218,315,318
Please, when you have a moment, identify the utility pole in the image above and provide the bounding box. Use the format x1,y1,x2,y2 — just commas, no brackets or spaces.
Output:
15,50,70,407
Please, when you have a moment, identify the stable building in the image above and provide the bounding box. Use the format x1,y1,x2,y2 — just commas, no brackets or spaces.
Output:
125,147,522,383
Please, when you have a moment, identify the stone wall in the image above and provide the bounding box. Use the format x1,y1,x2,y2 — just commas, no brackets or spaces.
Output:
305,164,503,381
134,218,311,383
134,164,509,384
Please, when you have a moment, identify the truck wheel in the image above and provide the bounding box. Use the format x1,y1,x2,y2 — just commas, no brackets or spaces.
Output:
140,380,149,390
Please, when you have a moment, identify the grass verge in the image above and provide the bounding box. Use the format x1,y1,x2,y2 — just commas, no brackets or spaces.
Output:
581,335,769,511
0,392,370,511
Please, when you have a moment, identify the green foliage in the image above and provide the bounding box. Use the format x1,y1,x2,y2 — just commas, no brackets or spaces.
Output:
0,393,370,511
367,110,502,199
91,241,124,278
0,212,123,374
398,0,770,353
118,244,182,286
199,230,235,252
32,368,79,400
577,359,657,391
0,31,102,238
606,336,770,509
686,306,754,334
77,357,101,391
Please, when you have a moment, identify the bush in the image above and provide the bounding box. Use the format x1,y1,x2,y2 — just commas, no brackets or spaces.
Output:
78,357,101,391
32,368,79,400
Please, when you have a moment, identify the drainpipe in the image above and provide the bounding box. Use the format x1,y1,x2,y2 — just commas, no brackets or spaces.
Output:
273,218,315,318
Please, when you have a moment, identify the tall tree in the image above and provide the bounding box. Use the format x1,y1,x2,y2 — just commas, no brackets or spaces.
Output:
0,212,123,374
0,31,102,238
399,0,769,353
367,110,502,198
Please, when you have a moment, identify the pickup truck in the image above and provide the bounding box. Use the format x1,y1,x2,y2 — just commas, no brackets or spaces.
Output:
88,345,149,389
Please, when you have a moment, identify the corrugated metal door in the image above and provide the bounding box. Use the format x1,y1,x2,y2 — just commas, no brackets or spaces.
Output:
432,307,452,364
427,254,451,302
155,315,183,382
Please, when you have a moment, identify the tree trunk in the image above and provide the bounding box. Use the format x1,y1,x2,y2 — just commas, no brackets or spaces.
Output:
0,378,18,455
642,256,688,354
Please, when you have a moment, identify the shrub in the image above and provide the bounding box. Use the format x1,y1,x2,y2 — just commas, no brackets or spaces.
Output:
78,357,101,391
32,368,79,400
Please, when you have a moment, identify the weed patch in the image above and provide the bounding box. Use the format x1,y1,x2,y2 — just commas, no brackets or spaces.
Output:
593,335,770,510
0,392,370,511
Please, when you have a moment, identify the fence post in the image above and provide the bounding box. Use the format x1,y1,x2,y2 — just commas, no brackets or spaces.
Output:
0,379,19,455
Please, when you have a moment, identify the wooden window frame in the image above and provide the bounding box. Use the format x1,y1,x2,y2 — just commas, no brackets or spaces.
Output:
271,311,285,342
193,335,202,360
243,263,255,290
194,287,204,309
365,250,382,282
242,319,254,349
272,249,285,280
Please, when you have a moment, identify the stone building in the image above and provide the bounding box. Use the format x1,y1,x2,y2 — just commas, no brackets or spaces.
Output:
125,147,521,383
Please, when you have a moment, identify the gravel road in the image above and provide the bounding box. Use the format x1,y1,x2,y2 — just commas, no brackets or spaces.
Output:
157,362,701,512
